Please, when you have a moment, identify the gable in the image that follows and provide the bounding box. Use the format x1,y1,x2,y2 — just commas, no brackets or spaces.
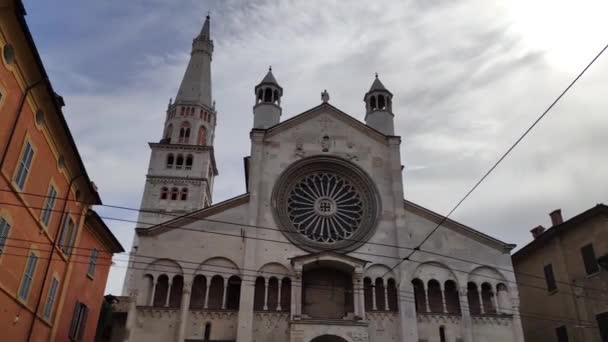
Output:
265,103,393,144
404,199,515,253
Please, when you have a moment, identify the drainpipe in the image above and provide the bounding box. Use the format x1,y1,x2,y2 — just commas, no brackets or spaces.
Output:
0,77,47,170
26,173,85,342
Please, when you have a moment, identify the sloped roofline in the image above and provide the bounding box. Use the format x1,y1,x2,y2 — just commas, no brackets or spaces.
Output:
512,204,608,261
137,193,250,236
404,199,516,253
263,102,397,144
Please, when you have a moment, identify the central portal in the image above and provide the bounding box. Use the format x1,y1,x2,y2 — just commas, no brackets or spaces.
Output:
302,267,354,319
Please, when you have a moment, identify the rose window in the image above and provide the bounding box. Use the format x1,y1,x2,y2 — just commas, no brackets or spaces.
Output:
272,156,380,252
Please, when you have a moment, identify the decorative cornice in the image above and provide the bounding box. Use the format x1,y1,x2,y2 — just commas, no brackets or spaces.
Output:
416,313,462,324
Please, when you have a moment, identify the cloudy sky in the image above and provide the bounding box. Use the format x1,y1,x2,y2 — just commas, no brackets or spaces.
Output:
24,0,608,294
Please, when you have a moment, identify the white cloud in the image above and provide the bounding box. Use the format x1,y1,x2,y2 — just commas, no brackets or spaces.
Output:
26,0,608,295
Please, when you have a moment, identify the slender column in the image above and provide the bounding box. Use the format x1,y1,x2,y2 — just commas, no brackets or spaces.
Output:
277,278,283,311
203,278,210,309
358,275,366,318
149,280,157,306
352,274,359,318
478,287,485,314
459,287,474,342
372,283,378,311
165,281,173,307
263,278,269,311
294,271,302,318
383,281,389,311
123,289,138,342
177,282,192,342
222,278,229,309
423,283,430,313
493,291,500,314
440,283,447,313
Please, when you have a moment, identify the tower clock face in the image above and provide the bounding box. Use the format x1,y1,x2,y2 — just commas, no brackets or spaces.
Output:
272,156,380,253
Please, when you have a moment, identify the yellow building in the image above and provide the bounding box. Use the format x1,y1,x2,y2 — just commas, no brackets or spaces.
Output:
512,206,608,342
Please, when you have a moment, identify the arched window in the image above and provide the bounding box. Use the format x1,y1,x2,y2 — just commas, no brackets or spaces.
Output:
387,278,399,312
160,187,169,200
170,187,179,200
180,188,188,201
378,95,386,109
176,155,184,169
253,277,265,311
198,126,207,145
143,274,154,306
166,154,175,168
153,274,169,307
185,155,193,170
264,88,272,102
375,278,386,311
280,277,291,311
412,278,426,313
496,283,509,314
370,96,377,110
190,275,206,308
208,276,224,310
273,89,279,104
257,89,263,103
165,124,173,142
444,280,460,314
180,107,184,115
439,326,447,342
267,277,279,311
204,322,211,341
226,276,241,310
200,109,204,119
179,122,191,143
363,277,373,311
428,279,443,313
481,282,496,314
467,282,481,315
169,275,184,308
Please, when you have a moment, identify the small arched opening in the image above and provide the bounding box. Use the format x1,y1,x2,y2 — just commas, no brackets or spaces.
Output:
428,279,443,313
207,276,224,310
467,282,481,315
226,276,241,310
169,275,184,308
445,280,461,314
153,274,169,307
412,278,426,313
190,275,206,308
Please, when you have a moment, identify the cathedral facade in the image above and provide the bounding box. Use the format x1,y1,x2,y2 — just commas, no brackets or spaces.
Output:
121,16,525,342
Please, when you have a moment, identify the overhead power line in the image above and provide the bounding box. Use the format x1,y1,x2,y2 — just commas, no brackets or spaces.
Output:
383,41,608,278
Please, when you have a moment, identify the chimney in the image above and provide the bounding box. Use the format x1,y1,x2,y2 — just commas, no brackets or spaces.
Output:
549,209,563,226
530,225,546,239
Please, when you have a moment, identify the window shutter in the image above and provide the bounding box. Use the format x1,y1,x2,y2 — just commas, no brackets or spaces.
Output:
77,305,89,341
69,302,80,339
543,264,557,292
580,244,599,275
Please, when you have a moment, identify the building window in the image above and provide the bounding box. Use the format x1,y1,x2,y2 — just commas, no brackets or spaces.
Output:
58,215,77,256
160,187,168,200
185,155,193,170
18,252,39,300
597,312,608,342
0,217,10,256
180,188,188,201
69,301,89,341
14,141,34,190
580,244,599,275
439,326,446,342
556,325,568,342
166,154,175,168
170,187,179,200
544,264,557,292
176,155,184,169
42,278,60,319
204,322,211,341
87,249,99,277
40,185,58,226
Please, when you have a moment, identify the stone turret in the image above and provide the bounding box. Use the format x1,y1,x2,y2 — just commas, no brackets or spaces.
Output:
364,74,394,135
253,67,282,129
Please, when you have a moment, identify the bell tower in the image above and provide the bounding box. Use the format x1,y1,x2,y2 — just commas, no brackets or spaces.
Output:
364,74,395,135
137,14,219,229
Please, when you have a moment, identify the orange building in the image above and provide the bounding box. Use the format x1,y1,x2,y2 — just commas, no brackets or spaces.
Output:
0,1,124,341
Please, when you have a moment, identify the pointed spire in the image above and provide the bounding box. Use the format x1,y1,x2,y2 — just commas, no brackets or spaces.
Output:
368,73,389,93
197,14,211,41
260,66,279,85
